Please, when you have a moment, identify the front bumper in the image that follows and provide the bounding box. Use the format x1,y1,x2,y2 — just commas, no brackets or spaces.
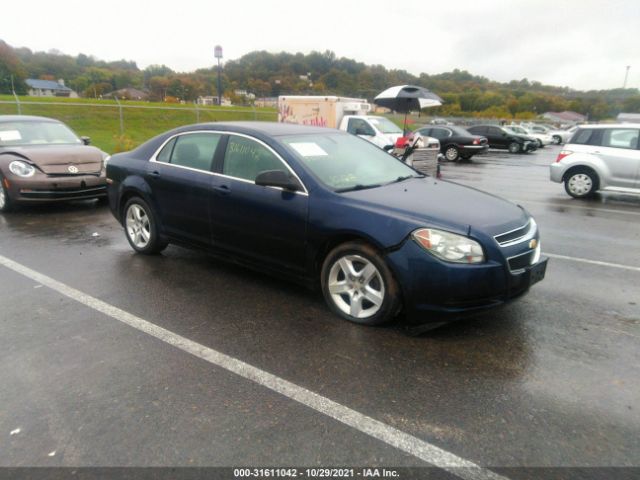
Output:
385,239,548,324
3,172,107,203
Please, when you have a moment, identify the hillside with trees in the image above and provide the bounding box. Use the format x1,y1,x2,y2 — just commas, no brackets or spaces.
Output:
1,40,639,120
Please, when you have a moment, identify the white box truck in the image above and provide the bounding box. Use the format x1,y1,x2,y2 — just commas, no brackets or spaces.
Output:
278,95,409,150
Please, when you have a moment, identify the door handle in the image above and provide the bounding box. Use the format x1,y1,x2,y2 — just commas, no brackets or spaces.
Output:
149,170,161,178
213,184,231,195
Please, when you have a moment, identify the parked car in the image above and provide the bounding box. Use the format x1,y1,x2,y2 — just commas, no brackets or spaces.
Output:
507,125,553,148
106,122,547,328
466,125,537,153
0,115,109,212
526,124,575,145
415,125,489,161
550,123,640,198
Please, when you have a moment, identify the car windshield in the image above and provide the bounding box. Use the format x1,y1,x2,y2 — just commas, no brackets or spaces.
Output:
0,121,82,146
367,117,403,134
280,133,422,192
506,126,527,134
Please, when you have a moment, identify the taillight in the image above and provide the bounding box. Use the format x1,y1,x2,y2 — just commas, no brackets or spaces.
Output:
556,150,572,162
473,138,480,145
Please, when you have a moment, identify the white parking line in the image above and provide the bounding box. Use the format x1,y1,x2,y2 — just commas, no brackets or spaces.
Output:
0,253,506,480
509,198,640,217
545,253,640,272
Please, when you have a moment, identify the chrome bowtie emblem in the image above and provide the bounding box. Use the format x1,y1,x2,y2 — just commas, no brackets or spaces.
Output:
68,165,79,173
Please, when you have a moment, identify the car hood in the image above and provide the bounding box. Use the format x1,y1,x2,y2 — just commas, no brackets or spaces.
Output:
0,145,104,174
341,177,528,237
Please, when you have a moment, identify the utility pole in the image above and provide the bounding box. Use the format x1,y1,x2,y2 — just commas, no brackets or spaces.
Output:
623,65,631,89
214,45,223,106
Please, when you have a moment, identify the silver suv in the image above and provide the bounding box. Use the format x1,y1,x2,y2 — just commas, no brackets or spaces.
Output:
550,124,640,198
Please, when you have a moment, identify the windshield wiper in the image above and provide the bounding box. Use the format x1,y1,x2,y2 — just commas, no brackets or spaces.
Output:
335,183,382,193
387,175,423,185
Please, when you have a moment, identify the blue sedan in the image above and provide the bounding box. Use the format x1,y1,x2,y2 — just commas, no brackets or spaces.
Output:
106,122,547,327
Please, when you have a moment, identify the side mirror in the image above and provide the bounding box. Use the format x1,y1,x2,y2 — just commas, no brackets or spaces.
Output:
255,170,303,192
81,136,91,145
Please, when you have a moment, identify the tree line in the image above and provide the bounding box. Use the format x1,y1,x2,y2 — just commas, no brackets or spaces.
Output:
1,40,639,120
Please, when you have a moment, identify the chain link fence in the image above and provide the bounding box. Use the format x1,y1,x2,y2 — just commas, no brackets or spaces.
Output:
0,98,277,153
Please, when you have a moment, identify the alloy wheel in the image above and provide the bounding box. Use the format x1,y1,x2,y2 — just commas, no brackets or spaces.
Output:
327,254,385,319
445,147,459,161
125,204,151,249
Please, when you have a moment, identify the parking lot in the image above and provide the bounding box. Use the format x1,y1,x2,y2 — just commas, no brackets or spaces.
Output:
1,144,639,479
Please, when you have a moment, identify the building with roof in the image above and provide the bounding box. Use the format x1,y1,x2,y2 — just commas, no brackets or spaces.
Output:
26,79,78,98
542,111,587,125
616,112,640,123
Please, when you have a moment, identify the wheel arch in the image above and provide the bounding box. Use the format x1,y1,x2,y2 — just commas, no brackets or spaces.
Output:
313,233,406,311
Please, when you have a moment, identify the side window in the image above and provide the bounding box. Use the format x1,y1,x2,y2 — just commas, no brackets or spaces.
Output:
468,126,485,135
347,118,375,136
602,129,639,150
223,136,286,182
488,127,503,136
156,137,177,163
571,129,604,146
162,133,220,171
430,128,448,139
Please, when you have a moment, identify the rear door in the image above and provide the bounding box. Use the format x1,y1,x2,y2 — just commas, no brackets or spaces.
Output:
147,132,222,245
209,133,309,275
597,128,640,189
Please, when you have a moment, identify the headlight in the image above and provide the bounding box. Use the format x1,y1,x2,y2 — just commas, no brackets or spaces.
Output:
9,161,36,177
412,228,485,264
102,154,111,169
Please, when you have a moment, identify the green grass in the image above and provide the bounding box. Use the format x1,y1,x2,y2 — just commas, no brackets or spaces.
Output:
0,95,277,153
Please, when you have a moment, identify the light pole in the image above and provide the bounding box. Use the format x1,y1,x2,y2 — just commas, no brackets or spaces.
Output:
214,45,223,106
623,65,631,89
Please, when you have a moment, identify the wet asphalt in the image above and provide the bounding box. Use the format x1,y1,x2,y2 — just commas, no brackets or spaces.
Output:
0,144,639,478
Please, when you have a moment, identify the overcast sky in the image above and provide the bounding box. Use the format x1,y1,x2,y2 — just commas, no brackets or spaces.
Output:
3,0,639,91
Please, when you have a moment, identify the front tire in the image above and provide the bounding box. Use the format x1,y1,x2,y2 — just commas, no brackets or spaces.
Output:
444,146,460,162
321,241,400,326
564,168,599,198
0,175,12,212
508,142,521,154
122,197,168,254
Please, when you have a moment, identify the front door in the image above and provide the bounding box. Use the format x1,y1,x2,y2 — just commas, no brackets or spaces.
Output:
209,134,309,276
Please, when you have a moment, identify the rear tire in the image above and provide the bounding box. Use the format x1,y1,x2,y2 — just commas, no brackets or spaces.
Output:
0,175,13,213
321,241,401,326
553,135,562,145
444,146,460,162
508,142,521,154
122,197,168,254
564,168,599,198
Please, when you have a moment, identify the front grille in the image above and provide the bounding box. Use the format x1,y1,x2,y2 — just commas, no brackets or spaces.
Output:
508,250,534,272
20,186,107,199
495,221,531,246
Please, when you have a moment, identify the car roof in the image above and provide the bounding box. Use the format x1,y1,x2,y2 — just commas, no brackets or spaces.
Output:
179,121,340,137
576,123,640,129
0,115,61,124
